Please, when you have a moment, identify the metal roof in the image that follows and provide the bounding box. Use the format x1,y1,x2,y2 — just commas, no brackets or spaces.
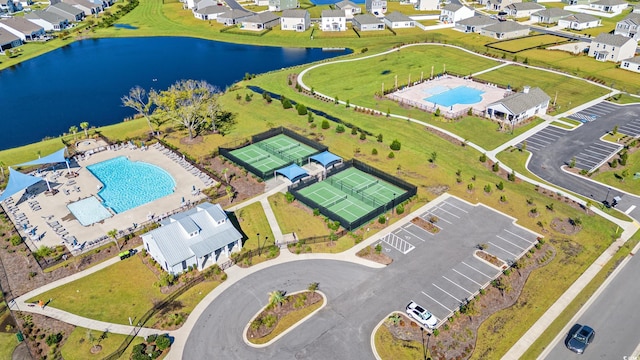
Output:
489,87,550,116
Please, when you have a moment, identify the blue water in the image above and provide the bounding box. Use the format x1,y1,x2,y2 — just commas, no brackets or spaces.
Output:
422,85,449,96
67,196,113,226
425,86,485,107
113,23,138,29
0,37,351,150
87,156,176,214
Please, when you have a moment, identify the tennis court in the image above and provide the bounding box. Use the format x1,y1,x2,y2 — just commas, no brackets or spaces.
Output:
229,134,318,174
329,167,405,205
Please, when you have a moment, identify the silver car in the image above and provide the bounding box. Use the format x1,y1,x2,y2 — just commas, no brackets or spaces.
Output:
406,301,438,329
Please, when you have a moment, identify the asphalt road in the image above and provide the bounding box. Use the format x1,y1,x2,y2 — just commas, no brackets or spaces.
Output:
543,250,640,359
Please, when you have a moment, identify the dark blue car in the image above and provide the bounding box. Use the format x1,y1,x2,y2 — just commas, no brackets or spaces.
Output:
566,325,595,354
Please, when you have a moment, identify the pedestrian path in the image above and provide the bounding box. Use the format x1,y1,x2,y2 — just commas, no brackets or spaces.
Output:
260,198,284,245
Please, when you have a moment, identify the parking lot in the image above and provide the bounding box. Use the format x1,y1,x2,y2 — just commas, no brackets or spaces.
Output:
572,141,621,172
616,116,640,137
377,196,540,324
567,102,620,123
518,126,567,152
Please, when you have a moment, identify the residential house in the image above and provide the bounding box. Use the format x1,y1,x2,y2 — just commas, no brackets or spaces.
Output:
216,9,253,25
504,2,544,18
0,17,45,41
561,0,594,5
321,9,346,31
25,10,69,31
280,9,310,31
614,12,639,38
254,0,268,6
192,0,228,20
486,0,521,11
589,0,628,13
414,0,439,11
455,15,498,33
240,11,279,30
0,28,21,54
384,11,415,28
62,0,102,16
268,0,297,12
486,86,550,124
352,13,385,30
0,0,22,13
365,0,387,17
557,13,601,29
480,21,529,39
588,32,637,62
530,8,572,23
439,4,475,24
620,56,640,72
46,2,85,22
335,0,361,19
89,0,114,9
141,203,243,275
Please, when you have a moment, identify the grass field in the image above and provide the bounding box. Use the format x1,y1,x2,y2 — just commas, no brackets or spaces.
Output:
0,332,17,360
591,148,640,195
488,34,569,53
268,193,331,239
59,327,144,360
147,279,222,328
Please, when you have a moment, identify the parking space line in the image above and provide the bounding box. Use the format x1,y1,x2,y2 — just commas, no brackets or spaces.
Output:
442,201,469,213
422,212,452,224
400,225,429,240
462,261,494,279
442,276,474,295
504,229,535,244
432,283,462,302
488,241,518,257
432,207,460,219
625,205,636,215
452,269,483,287
381,233,416,254
496,235,527,251
421,291,453,312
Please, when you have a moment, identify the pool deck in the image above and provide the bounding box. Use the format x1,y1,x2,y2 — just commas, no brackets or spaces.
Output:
3,144,211,253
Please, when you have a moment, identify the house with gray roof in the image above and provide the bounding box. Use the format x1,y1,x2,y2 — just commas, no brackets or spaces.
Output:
455,15,498,33
268,0,297,12
352,13,384,31
589,0,628,13
0,28,21,54
614,12,639,38
280,9,310,31
25,10,69,31
46,2,85,22
321,9,346,31
486,86,550,124
62,0,103,16
414,0,438,11
557,12,601,30
530,8,572,23
0,17,45,41
588,32,637,62
621,55,640,73
504,2,544,18
216,8,253,25
439,3,475,24
141,202,243,275
486,0,521,11
335,0,361,19
384,11,415,29
480,21,529,39
366,0,387,17
240,11,280,31
192,1,229,20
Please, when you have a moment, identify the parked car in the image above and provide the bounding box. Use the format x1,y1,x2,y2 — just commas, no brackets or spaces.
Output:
406,301,438,329
566,324,595,354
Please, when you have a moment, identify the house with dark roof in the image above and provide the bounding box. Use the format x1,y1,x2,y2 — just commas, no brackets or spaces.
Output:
589,0,628,13
486,86,550,124
439,4,475,24
280,9,309,31
530,8,572,23
557,13,601,29
192,1,228,20
0,28,21,54
268,0,297,12
588,33,637,62
25,10,69,31
352,13,385,30
46,2,85,22
621,56,640,72
486,0,521,11
335,0,360,19
366,0,387,17
384,11,415,28
0,17,45,41
504,2,544,18
480,21,529,39
321,9,346,31
240,11,280,31
614,12,639,38
455,15,498,33
141,203,243,275
216,8,253,25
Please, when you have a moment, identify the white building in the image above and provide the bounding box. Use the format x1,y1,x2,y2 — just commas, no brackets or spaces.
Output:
280,9,310,31
335,0,361,19
414,0,438,11
588,0,628,13
366,0,387,17
614,12,639,38
439,4,475,24
321,9,346,31
588,33,637,62
621,56,640,72
141,203,243,275
352,13,385,30
557,13,601,30
504,2,544,18
485,86,550,124
384,11,415,28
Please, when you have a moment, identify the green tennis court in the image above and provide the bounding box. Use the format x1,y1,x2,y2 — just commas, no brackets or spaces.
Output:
229,134,318,174
328,168,405,205
297,182,374,223
230,145,288,172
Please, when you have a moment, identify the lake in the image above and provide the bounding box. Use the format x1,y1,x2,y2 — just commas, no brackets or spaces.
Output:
0,37,351,150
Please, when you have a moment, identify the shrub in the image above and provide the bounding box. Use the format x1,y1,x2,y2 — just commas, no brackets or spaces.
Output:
375,243,382,254
371,148,378,155
378,216,386,224
508,170,516,182
155,334,171,350
296,103,307,115
377,133,383,142
496,181,504,191
388,152,395,159
321,120,330,129
479,153,487,162
434,108,441,117
484,184,491,193
313,208,320,216
467,183,474,191
390,139,401,151
285,192,295,203
336,124,345,133
351,127,358,135
45,333,62,346
307,112,314,123
359,132,366,141
396,204,404,215
492,162,500,172
263,314,277,328
245,93,252,102
10,236,22,246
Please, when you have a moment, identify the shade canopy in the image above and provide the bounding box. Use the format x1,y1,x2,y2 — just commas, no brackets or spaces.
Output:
309,151,342,168
275,164,308,183
16,148,68,167
0,168,43,202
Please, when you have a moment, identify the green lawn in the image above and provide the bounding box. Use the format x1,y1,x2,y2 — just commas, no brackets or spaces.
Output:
268,193,330,239
60,327,144,360
591,146,640,196
474,65,610,114
488,35,569,53
147,279,222,329
0,332,17,360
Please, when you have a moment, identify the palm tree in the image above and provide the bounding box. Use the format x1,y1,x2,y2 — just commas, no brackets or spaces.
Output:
222,168,229,183
107,229,119,250
269,290,286,309
69,126,78,141
80,122,89,138
0,161,5,181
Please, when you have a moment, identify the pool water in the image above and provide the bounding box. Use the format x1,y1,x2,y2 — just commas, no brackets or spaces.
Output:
425,86,485,107
87,156,175,214
67,197,112,226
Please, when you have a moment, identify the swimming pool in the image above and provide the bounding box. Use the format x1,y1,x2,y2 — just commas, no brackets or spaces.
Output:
67,196,113,226
87,156,175,214
425,86,485,107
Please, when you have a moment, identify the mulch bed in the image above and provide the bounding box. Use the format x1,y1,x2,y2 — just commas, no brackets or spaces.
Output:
356,245,393,265
382,243,555,360
550,218,581,236
201,156,266,207
411,216,440,233
475,250,505,269
16,311,75,359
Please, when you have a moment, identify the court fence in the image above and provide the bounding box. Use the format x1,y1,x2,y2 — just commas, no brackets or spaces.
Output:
218,127,327,180
289,159,417,231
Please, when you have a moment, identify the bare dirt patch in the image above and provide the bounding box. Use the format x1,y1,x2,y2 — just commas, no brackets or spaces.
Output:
475,250,506,269
550,217,581,236
204,156,265,207
356,245,393,265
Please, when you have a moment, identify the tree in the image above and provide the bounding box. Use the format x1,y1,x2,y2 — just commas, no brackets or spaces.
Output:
69,126,78,140
107,229,120,250
308,282,319,293
569,157,576,168
0,161,4,181
222,168,229,183
621,169,630,181
269,290,286,309
80,122,89,138
612,125,618,135
151,80,219,140
571,217,582,230
521,141,527,152
121,86,155,135
429,151,437,164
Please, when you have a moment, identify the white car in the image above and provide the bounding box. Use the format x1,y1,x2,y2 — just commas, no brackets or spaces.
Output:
406,301,438,329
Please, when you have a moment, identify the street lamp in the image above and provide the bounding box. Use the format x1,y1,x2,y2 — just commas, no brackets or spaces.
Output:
256,233,260,256
605,187,611,205
392,193,396,214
